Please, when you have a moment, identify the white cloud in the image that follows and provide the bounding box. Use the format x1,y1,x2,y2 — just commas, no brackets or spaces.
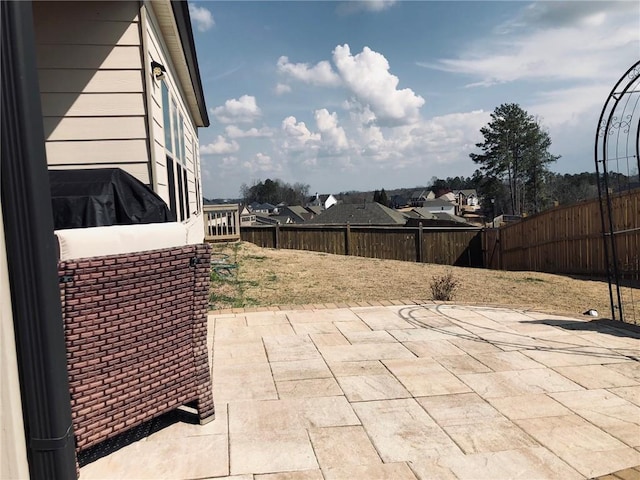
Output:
225,125,273,138
277,56,341,87
243,152,281,173
314,109,348,152
281,116,321,151
421,2,638,86
211,95,262,124
200,135,240,155
275,83,292,95
336,0,397,15
188,4,215,32
278,45,425,126
333,44,425,125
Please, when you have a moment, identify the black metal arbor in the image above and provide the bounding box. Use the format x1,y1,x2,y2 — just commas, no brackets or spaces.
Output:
595,60,640,323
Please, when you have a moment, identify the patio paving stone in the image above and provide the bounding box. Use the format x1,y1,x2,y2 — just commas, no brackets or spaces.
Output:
521,345,631,367
417,392,505,426
553,364,639,389
514,414,640,477
276,377,343,398
229,429,318,475
435,354,493,374
322,462,418,479
336,373,411,401
353,398,461,462
307,332,350,347
212,341,268,365
245,312,291,326
470,350,544,371
308,426,381,468
254,470,324,480
270,358,332,381
441,446,584,479
486,393,573,419
333,319,372,333
81,433,229,479
327,359,388,377
609,385,640,406
383,358,472,396
550,389,640,447
290,322,341,335
458,368,583,398
316,342,415,362
213,362,278,402
402,339,466,357
263,335,321,362
342,329,398,344
355,308,417,330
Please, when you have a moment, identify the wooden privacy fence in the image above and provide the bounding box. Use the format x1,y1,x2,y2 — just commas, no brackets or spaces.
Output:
241,224,484,267
482,188,640,279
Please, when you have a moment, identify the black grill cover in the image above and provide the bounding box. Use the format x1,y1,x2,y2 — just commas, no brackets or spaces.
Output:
49,168,174,229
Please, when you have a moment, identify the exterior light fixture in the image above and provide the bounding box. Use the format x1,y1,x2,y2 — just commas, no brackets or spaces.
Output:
151,61,166,80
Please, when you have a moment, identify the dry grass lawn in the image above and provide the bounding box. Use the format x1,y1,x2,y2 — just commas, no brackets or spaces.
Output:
209,241,638,322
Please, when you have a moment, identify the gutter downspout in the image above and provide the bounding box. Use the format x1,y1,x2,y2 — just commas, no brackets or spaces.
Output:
1,2,77,478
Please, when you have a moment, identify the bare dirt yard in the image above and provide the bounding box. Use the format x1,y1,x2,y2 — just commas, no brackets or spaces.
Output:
209,241,636,321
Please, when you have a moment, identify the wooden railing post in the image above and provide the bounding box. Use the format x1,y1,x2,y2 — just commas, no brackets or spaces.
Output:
345,223,351,256
416,222,423,263
274,223,280,249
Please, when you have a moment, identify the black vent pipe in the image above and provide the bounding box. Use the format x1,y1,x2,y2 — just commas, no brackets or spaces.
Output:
1,1,77,478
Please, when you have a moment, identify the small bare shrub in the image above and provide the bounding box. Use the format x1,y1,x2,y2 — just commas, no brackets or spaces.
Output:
430,272,459,301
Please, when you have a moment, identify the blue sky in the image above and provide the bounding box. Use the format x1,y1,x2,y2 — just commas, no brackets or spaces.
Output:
188,1,639,199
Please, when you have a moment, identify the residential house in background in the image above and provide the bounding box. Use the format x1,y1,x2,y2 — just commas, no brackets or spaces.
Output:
307,193,338,210
240,206,257,227
249,202,277,214
410,189,435,207
420,198,457,215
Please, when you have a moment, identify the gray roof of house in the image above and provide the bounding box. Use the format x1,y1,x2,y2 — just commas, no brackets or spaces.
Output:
279,206,308,223
306,202,408,225
306,206,323,215
433,212,470,224
455,189,478,197
408,208,439,220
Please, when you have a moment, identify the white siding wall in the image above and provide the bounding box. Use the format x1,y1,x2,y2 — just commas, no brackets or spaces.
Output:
143,4,203,238
33,1,151,184
0,207,30,480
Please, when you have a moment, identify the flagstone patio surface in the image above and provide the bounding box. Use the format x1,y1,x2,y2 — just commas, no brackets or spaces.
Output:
80,304,640,479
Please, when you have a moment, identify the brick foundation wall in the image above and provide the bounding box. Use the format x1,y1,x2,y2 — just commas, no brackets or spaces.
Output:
58,244,214,453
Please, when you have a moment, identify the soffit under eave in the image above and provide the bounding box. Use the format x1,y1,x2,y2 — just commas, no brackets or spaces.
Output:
146,0,206,127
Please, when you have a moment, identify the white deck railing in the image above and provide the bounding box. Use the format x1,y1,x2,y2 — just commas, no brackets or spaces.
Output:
203,204,240,242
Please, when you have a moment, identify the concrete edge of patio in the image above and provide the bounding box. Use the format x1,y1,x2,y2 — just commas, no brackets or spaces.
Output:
210,299,592,322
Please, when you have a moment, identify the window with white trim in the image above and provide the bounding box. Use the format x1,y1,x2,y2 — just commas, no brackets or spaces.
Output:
161,79,191,222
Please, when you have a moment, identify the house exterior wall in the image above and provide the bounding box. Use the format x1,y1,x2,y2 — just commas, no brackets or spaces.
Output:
142,2,204,240
33,1,151,184
33,1,206,242
0,207,30,480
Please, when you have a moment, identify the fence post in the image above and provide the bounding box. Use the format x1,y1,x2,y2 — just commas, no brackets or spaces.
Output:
498,228,503,270
274,223,280,249
345,223,351,256
416,222,423,263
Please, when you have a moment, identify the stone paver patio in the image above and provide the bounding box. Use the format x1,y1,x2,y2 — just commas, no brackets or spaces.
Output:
80,303,640,479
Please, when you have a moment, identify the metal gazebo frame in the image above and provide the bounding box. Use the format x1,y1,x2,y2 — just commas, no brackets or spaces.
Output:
594,60,640,322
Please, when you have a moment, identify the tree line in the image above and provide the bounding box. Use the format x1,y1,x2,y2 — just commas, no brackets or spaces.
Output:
240,178,310,206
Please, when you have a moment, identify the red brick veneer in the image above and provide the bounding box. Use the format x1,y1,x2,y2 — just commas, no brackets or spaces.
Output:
58,244,215,453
